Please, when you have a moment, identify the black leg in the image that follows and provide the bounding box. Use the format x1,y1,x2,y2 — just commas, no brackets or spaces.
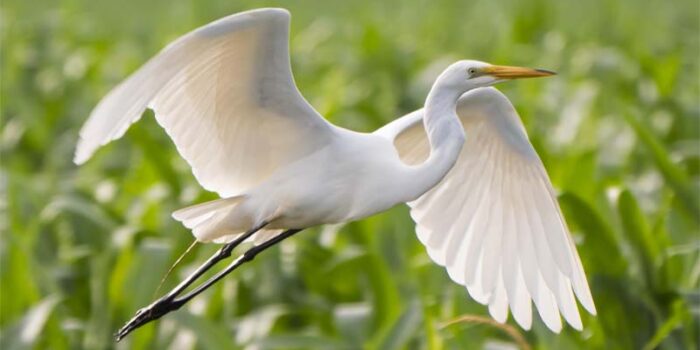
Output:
115,223,302,341
159,223,266,301
171,228,303,305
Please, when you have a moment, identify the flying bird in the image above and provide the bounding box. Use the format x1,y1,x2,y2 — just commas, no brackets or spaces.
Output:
74,8,596,340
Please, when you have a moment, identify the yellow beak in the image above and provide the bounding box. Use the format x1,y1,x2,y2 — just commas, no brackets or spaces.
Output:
482,65,556,79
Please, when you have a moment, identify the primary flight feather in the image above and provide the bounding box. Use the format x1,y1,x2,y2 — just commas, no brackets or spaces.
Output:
75,8,596,335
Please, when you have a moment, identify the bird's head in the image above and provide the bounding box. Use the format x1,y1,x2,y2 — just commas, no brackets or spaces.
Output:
438,60,556,92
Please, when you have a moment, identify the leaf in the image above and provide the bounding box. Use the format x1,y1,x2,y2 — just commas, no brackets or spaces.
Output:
374,300,423,350
40,194,118,231
558,192,626,275
251,334,348,349
623,113,699,221
421,305,444,350
117,238,173,348
333,302,371,344
129,117,182,195
173,311,237,349
0,296,60,350
440,314,531,350
618,189,663,288
235,305,287,344
642,300,687,350
83,253,114,350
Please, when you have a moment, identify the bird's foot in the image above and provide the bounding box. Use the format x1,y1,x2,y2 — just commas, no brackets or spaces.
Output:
115,297,181,342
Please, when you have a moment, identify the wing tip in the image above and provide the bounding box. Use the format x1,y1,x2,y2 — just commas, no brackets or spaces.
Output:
245,7,290,22
510,302,533,331
542,312,563,333
581,297,597,316
572,276,597,316
196,8,290,39
549,323,563,333
489,309,508,324
466,284,491,306
569,319,584,331
73,154,86,165
73,140,93,165
267,7,291,17
516,316,532,331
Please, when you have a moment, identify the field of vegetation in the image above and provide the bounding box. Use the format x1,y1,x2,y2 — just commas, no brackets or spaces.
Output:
2,0,698,348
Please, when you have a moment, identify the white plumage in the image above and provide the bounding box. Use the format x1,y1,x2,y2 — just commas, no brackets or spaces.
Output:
75,9,334,197
377,88,596,330
75,8,596,332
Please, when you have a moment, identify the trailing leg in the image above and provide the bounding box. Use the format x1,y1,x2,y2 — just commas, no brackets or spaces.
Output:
115,222,276,341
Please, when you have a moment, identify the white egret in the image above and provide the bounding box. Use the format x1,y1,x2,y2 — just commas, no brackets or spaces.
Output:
74,8,596,340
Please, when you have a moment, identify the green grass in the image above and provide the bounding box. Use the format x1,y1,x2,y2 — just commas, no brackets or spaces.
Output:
1,0,699,349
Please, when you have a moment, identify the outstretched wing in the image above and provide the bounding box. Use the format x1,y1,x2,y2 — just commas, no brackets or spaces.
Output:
378,87,596,332
75,8,335,197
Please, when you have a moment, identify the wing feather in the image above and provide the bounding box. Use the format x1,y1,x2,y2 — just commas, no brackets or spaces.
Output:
75,8,335,197
378,87,595,331
488,268,509,323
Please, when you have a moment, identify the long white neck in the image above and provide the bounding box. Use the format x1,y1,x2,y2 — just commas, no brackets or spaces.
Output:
402,81,466,201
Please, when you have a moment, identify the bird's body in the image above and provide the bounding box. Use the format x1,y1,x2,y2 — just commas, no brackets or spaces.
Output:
213,130,409,233
75,8,596,338
173,76,467,241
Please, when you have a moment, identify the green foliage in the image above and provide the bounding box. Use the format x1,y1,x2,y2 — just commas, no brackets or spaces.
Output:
2,0,698,348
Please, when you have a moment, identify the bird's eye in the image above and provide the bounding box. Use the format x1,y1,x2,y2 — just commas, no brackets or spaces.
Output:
467,68,477,77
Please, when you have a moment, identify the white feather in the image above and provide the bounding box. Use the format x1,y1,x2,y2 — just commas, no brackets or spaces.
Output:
386,87,595,332
74,8,334,198
74,10,594,331
488,268,509,323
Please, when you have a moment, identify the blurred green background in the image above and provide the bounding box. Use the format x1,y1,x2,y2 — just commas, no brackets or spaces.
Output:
2,0,699,349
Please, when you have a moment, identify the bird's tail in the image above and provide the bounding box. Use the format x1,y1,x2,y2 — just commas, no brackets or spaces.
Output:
172,196,246,242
